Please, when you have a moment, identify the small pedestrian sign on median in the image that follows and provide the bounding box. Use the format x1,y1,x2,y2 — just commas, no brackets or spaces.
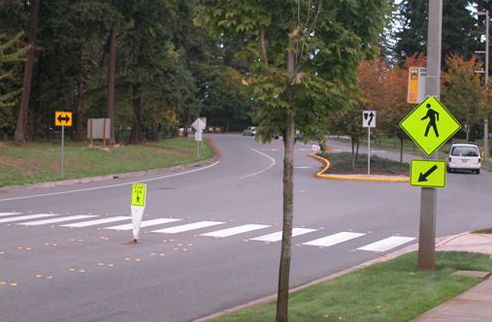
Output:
400,96,460,156
130,183,147,242
410,159,446,188
131,183,146,207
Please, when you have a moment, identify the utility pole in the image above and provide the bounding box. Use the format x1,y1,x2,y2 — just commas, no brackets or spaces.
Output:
418,0,442,271
476,10,489,160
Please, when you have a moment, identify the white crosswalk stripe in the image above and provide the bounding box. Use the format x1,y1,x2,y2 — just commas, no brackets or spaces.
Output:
0,214,59,224
303,232,365,248
18,215,98,226
60,216,131,228
251,228,318,242
105,218,181,231
0,212,22,217
200,224,270,238
357,236,415,253
152,221,225,234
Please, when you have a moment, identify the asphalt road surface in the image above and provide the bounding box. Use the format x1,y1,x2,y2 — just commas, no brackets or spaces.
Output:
1,134,491,322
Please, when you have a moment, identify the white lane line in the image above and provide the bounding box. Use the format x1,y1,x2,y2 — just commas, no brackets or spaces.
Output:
105,218,181,231
152,221,225,234
357,236,415,253
200,224,270,238
60,216,130,228
0,160,220,202
294,166,312,169
303,232,365,248
0,212,22,217
239,148,276,179
251,228,318,242
18,215,98,226
0,214,58,224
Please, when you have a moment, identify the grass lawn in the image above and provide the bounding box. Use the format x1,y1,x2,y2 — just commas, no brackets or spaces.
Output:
319,152,408,175
0,138,215,187
473,227,492,234
214,251,492,322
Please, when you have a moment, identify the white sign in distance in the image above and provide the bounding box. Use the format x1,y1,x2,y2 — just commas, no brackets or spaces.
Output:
195,130,203,142
192,118,206,131
362,110,376,128
311,144,321,153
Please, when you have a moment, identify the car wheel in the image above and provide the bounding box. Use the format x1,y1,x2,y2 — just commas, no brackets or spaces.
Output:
476,169,480,174
446,166,451,173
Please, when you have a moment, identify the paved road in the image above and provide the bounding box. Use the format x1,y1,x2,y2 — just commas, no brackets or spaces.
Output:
1,134,491,322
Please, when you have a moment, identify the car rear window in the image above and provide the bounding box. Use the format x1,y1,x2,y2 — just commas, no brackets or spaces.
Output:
450,146,479,157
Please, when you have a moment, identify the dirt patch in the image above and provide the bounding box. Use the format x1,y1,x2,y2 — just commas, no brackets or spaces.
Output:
333,167,409,176
140,144,191,157
0,156,45,176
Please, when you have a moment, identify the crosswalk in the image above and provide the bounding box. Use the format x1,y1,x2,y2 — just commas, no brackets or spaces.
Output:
0,211,415,254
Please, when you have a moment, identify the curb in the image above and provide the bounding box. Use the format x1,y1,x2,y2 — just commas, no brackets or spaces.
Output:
0,138,220,193
194,233,471,322
308,154,409,183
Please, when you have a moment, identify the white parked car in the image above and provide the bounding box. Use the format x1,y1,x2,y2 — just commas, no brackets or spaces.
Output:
447,143,481,174
242,126,256,136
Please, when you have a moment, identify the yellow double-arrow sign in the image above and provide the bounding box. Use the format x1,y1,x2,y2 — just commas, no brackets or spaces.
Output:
55,111,72,127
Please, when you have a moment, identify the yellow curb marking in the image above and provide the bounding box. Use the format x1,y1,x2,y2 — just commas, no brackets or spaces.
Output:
308,154,409,183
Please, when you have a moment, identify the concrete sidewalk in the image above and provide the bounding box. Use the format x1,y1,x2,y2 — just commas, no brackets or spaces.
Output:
412,233,492,322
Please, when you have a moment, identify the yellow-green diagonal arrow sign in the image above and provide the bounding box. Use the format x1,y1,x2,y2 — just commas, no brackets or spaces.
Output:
400,96,461,156
410,160,446,188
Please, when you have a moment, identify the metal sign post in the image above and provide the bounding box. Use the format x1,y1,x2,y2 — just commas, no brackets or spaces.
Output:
362,110,376,175
368,127,371,175
61,126,65,178
55,111,72,178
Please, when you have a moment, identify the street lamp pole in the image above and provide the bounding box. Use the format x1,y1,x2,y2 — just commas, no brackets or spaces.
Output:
476,10,489,159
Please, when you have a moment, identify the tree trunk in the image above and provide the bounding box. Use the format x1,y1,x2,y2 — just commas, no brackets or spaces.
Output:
106,26,117,145
275,29,296,322
259,26,269,67
129,86,143,144
73,79,85,142
184,106,191,137
400,137,404,165
14,0,40,143
351,138,356,169
276,114,295,322
356,140,360,162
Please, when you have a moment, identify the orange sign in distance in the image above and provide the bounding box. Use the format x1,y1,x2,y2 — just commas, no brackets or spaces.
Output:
55,111,72,127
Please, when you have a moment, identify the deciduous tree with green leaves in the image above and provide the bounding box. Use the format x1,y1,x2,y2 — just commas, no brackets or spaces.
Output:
195,1,387,320
442,54,483,141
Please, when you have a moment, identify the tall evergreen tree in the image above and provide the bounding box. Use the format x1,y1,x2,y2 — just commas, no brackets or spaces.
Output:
395,0,481,64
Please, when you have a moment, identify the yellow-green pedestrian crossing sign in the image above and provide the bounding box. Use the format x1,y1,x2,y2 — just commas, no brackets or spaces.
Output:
400,96,461,156
131,183,147,207
410,159,446,188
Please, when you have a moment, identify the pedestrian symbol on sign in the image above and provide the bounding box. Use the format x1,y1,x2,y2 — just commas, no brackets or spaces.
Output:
421,103,439,137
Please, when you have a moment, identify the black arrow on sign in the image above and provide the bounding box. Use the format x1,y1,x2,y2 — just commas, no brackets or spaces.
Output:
57,114,70,124
368,112,374,126
418,164,438,182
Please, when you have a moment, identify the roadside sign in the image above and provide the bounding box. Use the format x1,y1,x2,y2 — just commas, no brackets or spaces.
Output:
131,183,146,207
400,96,461,156
311,144,320,153
192,118,206,131
55,111,72,127
362,110,376,128
195,131,202,142
407,67,427,104
410,159,446,188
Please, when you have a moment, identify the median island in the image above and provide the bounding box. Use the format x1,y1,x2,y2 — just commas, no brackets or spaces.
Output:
317,152,408,176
